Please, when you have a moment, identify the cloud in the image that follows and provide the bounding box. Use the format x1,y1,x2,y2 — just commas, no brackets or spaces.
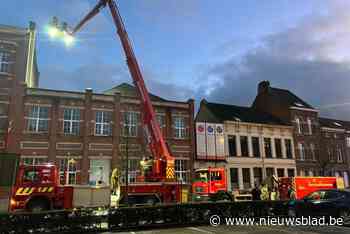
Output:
40,62,193,102
197,0,350,120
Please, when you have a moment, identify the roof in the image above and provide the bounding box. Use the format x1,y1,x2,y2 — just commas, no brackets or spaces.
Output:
103,83,167,102
196,100,288,125
319,117,350,130
269,87,314,109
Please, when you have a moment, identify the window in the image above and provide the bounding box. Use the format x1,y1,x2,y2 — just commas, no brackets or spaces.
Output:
275,138,282,158
173,116,186,139
63,108,80,135
337,148,343,163
89,159,110,186
252,137,260,158
240,136,249,157
287,169,295,177
277,168,285,177
59,158,78,185
156,114,166,129
295,117,301,134
307,118,312,135
95,111,112,136
328,147,333,161
27,106,49,132
264,138,272,158
253,167,263,186
266,167,274,177
310,143,316,161
22,157,46,166
347,137,350,147
242,168,251,189
0,51,11,73
285,139,293,159
121,159,139,183
122,112,139,137
229,168,239,190
228,135,237,157
175,159,189,182
298,143,305,160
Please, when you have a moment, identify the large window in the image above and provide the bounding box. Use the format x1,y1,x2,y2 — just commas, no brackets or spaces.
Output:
95,111,112,136
242,168,251,189
63,108,80,135
287,169,295,177
337,148,343,162
89,159,110,186
285,139,293,159
277,168,285,177
328,147,333,161
59,158,78,185
266,167,274,177
121,159,139,184
27,106,49,132
252,137,260,158
310,143,316,161
122,112,139,137
240,136,249,157
0,51,11,73
156,114,166,129
307,118,312,135
228,135,237,157
274,138,282,158
175,159,189,182
253,167,263,186
173,116,186,139
298,143,305,160
264,138,272,158
295,117,301,134
229,168,239,190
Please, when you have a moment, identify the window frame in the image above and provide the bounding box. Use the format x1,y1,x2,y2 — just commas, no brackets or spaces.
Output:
95,111,112,136
175,159,189,183
63,108,80,135
173,116,186,139
0,51,12,74
27,105,49,133
122,111,139,137
59,158,78,185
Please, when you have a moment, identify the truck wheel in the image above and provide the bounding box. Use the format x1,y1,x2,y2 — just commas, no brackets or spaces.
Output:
27,199,49,212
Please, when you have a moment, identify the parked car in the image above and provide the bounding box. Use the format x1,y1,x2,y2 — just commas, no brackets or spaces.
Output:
288,189,350,220
118,193,161,207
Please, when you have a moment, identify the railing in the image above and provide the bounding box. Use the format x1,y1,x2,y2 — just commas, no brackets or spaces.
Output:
0,201,289,233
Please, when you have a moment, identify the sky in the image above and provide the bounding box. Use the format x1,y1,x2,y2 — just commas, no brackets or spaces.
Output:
3,0,350,119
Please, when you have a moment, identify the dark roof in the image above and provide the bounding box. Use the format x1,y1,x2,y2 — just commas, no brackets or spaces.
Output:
269,87,314,109
103,83,166,102
319,117,350,130
196,100,288,125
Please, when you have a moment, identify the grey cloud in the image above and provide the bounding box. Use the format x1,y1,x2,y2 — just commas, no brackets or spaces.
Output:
197,0,350,120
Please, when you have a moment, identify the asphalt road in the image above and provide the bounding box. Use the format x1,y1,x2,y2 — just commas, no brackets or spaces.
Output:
105,225,350,234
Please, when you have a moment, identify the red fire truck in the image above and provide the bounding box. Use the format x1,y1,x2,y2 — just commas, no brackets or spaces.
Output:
192,167,228,201
279,176,345,200
10,163,110,211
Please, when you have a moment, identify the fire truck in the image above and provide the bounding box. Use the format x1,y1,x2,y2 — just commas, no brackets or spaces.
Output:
279,176,345,200
3,0,228,211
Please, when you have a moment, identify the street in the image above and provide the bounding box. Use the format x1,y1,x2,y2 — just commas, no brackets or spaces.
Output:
106,225,350,234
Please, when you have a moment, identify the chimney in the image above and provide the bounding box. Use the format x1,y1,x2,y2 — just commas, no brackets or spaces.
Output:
258,80,270,95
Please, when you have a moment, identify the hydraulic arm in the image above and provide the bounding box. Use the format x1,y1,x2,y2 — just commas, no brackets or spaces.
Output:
69,0,175,181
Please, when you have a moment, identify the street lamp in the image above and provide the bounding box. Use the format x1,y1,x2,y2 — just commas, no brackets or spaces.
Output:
46,17,76,47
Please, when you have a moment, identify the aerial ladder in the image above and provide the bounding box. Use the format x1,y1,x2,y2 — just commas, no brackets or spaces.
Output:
67,0,178,202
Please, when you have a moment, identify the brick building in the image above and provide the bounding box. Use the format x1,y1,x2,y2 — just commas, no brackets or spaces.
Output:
252,81,320,176
0,23,195,186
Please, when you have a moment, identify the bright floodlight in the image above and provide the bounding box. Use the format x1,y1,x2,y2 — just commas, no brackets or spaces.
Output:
63,32,75,47
47,26,59,39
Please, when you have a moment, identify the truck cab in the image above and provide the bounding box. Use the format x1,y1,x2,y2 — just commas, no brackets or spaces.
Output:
11,163,62,211
192,167,227,201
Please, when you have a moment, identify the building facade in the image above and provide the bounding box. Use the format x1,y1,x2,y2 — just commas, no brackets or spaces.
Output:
0,23,194,186
195,101,296,192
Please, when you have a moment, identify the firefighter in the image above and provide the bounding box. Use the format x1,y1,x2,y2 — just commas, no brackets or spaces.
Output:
260,184,269,200
111,168,120,196
140,156,153,179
